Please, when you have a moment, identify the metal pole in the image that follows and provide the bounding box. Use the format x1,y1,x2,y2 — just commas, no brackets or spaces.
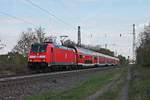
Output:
77,26,81,46
133,24,136,63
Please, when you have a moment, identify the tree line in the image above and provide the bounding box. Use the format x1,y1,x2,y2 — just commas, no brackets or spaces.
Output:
136,23,150,66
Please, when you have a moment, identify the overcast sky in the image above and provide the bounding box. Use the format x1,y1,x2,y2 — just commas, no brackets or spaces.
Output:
0,0,150,57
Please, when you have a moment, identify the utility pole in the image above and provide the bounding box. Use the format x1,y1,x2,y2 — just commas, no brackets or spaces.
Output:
77,26,81,46
133,24,136,63
104,33,108,49
105,44,107,49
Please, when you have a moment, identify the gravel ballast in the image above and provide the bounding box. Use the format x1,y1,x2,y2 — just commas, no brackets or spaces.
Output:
0,67,118,100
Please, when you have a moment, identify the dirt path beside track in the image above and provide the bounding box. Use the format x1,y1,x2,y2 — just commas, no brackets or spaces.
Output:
116,66,131,100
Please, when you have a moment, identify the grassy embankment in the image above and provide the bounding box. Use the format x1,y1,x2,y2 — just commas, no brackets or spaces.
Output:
27,67,127,100
129,65,150,100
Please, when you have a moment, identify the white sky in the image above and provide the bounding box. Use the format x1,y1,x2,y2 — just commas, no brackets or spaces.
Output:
0,0,149,58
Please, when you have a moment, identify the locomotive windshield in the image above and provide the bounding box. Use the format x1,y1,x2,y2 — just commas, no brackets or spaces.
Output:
31,43,47,52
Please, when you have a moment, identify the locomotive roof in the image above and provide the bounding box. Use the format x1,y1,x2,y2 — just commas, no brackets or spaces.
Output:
54,44,75,51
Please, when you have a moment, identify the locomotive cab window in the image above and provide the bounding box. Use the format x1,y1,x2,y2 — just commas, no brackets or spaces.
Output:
31,43,47,52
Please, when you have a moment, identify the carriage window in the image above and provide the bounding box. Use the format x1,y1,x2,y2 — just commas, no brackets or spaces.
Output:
94,57,97,60
51,48,53,52
80,55,83,58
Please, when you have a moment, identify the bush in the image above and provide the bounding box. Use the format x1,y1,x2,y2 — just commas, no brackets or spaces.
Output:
0,52,28,74
136,23,150,66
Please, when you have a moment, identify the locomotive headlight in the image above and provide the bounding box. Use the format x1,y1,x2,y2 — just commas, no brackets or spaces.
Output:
42,59,46,62
29,55,36,58
39,55,46,58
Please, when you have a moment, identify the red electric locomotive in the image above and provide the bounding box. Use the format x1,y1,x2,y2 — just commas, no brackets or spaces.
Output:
28,40,119,71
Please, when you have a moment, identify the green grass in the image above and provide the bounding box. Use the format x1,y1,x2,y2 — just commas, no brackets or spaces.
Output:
26,68,123,100
129,65,150,100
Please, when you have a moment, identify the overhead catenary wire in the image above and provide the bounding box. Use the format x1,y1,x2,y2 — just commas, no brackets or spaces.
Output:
24,0,76,30
0,11,37,27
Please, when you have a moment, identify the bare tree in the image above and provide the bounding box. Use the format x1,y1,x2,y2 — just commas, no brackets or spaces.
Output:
136,23,150,66
12,27,46,56
0,39,6,50
35,27,45,43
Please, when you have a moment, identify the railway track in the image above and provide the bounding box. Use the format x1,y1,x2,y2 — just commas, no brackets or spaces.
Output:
0,66,119,82
0,66,121,100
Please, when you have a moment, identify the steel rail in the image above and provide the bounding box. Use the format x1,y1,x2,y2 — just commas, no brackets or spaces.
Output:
0,66,119,82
